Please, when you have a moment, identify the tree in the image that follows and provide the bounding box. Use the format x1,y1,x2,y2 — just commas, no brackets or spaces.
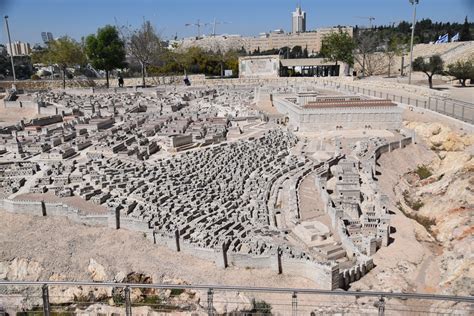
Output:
354,30,378,76
385,36,404,78
291,45,303,58
122,20,162,86
32,36,85,89
320,30,355,66
460,16,472,41
446,58,474,87
412,55,444,89
85,25,127,88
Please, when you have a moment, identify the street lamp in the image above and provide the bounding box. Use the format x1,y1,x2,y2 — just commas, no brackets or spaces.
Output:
4,15,17,87
408,0,419,85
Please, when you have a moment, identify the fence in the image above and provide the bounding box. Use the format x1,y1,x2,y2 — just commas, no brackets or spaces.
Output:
318,80,474,124
0,281,473,315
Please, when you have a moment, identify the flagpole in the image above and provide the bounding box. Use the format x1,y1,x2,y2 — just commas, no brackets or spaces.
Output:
408,0,419,85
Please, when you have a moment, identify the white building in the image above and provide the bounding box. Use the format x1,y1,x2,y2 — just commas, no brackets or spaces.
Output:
292,5,306,34
6,41,31,56
273,93,403,131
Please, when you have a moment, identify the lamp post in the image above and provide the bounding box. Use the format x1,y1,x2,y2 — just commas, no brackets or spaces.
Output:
4,15,17,88
408,0,419,85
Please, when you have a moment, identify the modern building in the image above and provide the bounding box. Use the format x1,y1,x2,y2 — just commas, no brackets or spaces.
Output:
248,27,353,54
171,3,351,55
41,32,54,44
6,41,31,56
239,55,281,79
292,5,306,34
239,55,349,78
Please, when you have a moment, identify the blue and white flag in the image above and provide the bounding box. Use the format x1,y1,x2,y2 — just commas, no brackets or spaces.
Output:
435,33,449,44
451,33,460,42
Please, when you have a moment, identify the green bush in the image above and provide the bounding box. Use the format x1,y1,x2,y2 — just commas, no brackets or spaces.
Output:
242,299,272,315
416,165,432,180
170,288,185,296
411,200,424,211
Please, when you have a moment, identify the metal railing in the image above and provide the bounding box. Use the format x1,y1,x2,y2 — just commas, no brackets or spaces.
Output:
0,281,473,315
319,79,474,124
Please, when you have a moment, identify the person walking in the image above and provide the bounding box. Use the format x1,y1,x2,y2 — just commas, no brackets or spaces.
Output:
118,73,124,88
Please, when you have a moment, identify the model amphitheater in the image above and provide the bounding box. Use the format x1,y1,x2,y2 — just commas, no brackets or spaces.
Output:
0,79,472,314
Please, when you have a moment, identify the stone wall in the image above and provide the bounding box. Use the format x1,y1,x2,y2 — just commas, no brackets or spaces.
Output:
0,199,109,226
0,197,340,289
0,75,206,91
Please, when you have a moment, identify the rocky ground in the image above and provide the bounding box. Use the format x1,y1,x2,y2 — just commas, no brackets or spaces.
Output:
350,118,473,314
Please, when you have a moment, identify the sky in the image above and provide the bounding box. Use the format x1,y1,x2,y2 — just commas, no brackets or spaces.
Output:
0,0,473,45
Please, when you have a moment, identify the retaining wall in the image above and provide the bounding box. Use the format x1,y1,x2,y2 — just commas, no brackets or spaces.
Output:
1,199,108,226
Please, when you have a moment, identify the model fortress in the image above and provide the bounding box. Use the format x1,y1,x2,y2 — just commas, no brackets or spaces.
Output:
0,83,410,290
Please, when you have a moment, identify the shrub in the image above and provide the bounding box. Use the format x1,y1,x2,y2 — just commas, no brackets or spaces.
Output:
31,74,40,80
242,299,272,315
411,200,424,211
416,165,432,180
170,288,185,296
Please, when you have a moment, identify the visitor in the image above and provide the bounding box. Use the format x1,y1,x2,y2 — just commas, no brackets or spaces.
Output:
183,75,191,86
118,74,124,88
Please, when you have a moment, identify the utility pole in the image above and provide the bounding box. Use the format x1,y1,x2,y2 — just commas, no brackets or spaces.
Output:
408,0,419,84
4,15,17,88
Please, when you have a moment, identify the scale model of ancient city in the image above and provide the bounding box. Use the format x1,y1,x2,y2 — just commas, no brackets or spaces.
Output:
1,82,412,288
0,2,473,315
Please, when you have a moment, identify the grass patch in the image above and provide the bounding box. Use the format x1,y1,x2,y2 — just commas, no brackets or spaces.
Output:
416,165,432,180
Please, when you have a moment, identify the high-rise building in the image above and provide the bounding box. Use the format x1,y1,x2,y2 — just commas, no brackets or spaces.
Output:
6,41,31,56
292,5,306,34
41,32,54,44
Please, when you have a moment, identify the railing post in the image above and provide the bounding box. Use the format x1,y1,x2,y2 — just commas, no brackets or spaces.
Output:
42,284,51,316
207,288,214,316
124,286,132,316
376,295,385,316
292,292,298,316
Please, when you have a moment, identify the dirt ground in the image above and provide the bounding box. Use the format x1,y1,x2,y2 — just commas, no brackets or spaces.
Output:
0,107,39,126
0,209,317,289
